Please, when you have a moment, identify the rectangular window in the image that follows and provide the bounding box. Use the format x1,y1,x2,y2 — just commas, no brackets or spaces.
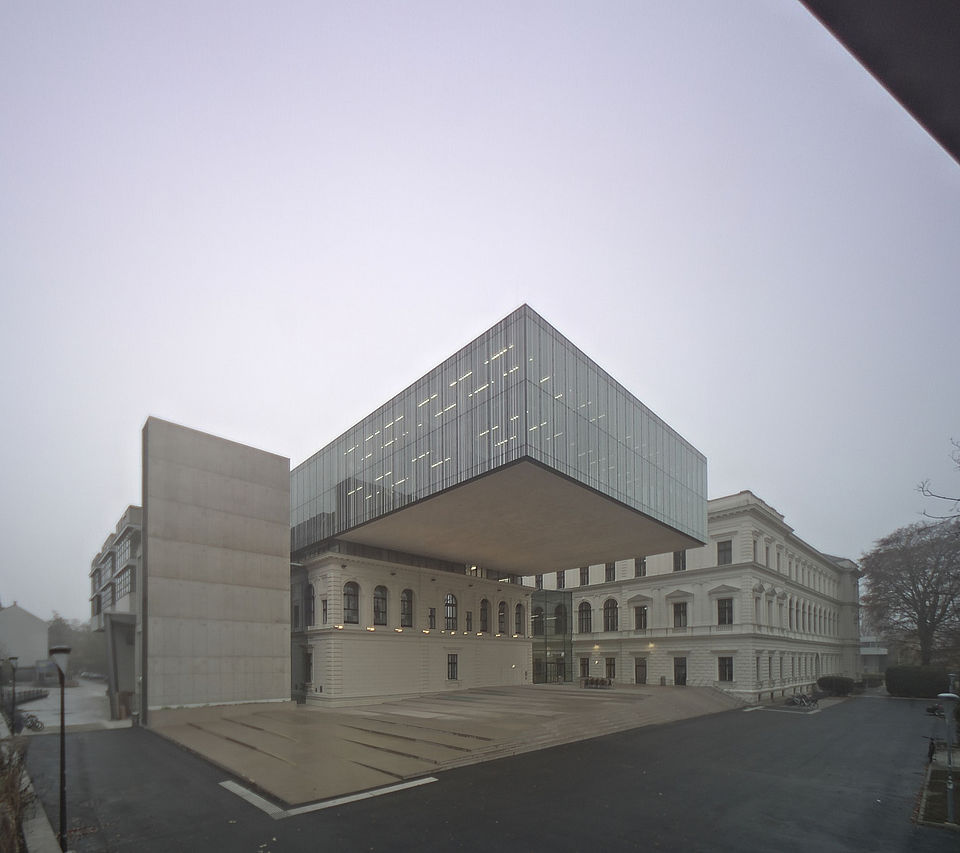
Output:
717,540,732,566
752,540,758,562
322,599,328,625
605,562,616,582
673,551,686,572
718,656,733,682
765,545,770,567
580,657,590,678
673,601,688,628
634,557,646,577
634,606,648,630
556,570,565,590
447,654,458,681
776,551,782,571
428,608,436,629
580,566,589,585
535,574,543,590
718,598,733,625
466,611,473,632
605,657,616,680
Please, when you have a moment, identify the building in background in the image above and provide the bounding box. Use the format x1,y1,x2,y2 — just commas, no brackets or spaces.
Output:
90,505,141,718
0,603,50,682
290,304,707,703
524,491,860,703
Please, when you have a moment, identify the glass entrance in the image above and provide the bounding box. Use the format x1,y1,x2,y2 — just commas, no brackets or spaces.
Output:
635,658,647,684
674,656,687,686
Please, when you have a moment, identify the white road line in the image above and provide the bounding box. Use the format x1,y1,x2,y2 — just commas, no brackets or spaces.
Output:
219,780,284,817
220,776,439,820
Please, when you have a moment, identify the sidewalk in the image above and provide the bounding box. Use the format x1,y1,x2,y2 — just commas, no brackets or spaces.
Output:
149,684,744,806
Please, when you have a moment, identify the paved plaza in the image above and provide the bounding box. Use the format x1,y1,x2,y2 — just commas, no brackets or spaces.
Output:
23,692,957,853
146,684,742,805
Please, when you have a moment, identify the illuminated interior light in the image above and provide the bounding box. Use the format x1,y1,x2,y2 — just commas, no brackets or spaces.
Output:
509,415,519,421
539,376,550,383
554,393,563,399
383,439,395,447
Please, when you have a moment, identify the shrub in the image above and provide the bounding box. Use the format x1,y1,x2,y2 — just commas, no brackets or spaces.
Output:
0,737,32,853
885,665,949,698
817,675,855,696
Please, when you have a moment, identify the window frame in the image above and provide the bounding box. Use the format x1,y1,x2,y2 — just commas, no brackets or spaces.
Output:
373,585,388,626
343,582,359,624
578,601,592,633
603,598,619,632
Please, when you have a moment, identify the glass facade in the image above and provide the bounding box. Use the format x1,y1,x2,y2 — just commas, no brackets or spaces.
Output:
291,305,706,556
531,590,573,684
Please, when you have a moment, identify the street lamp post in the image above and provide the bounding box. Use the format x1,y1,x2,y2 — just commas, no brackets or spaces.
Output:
937,690,959,826
50,645,71,851
8,656,18,723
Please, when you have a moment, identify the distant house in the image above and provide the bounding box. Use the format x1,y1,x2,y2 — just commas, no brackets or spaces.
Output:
0,603,49,680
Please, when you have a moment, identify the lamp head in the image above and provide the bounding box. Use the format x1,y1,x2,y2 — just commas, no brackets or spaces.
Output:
8,656,17,668
49,645,71,676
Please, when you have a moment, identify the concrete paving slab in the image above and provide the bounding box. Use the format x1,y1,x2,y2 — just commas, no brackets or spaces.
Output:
148,684,743,807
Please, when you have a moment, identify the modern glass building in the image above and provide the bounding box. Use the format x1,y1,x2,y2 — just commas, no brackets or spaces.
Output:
291,305,706,575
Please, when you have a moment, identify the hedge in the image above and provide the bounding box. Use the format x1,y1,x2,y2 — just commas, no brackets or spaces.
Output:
884,666,950,698
817,675,855,696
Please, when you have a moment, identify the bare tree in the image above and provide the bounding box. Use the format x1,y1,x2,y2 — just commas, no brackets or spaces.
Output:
919,438,960,520
861,518,960,666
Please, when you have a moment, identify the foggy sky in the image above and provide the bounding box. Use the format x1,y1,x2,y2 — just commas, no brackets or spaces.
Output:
2,2,958,622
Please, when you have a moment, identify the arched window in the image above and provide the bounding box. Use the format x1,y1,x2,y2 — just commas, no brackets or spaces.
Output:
400,589,413,627
554,604,567,635
514,603,525,636
497,601,507,633
343,582,359,624
603,598,619,632
305,585,315,626
374,586,387,626
444,593,458,630
532,606,544,636
479,599,490,633
578,602,592,633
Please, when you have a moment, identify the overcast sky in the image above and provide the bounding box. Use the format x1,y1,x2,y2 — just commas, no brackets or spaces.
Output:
2,2,958,622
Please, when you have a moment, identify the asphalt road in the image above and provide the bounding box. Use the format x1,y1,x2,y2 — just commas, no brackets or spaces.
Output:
25,695,955,853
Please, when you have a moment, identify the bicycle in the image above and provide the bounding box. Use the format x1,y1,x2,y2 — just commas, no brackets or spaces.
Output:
18,712,44,731
786,694,818,708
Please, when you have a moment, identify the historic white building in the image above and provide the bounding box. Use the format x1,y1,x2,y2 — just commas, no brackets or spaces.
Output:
524,490,860,704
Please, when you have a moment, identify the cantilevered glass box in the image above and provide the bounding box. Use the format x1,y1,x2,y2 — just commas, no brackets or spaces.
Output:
291,305,706,573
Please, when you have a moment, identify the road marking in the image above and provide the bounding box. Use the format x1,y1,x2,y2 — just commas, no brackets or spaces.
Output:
220,776,438,820
219,781,285,817
742,706,763,712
